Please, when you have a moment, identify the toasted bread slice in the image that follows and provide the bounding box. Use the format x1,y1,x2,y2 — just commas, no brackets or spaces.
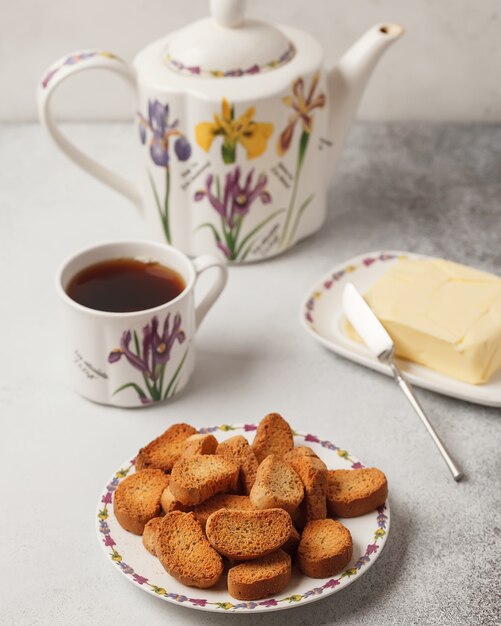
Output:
160,484,192,514
113,469,169,535
216,435,259,494
298,519,353,578
250,454,304,514
135,423,197,472
206,508,292,560
169,455,239,506
252,413,294,463
194,494,254,530
155,511,223,588
281,526,300,558
228,550,291,600
284,447,328,521
327,468,388,518
142,517,163,555
285,446,326,464
180,433,218,459
291,500,307,531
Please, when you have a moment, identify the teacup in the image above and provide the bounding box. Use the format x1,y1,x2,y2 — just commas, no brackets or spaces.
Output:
56,240,228,407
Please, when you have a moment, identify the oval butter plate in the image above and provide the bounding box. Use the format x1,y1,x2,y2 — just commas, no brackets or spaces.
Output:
96,424,390,613
301,250,501,407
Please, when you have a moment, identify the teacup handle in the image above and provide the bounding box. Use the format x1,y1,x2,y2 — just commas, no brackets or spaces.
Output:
192,256,228,328
37,50,142,210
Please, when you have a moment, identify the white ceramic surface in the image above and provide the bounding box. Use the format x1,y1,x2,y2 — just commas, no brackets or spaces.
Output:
97,423,390,613
166,0,293,75
36,0,403,262
56,240,227,407
301,250,501,408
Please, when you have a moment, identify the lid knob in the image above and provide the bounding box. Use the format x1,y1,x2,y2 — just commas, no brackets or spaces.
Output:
211,0,246,28
165,0,295,78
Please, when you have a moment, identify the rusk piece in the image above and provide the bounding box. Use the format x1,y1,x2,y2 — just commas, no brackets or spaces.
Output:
142,517,163,555
205,508,292,560
155,511,223,588
285,446,326,464
327,468,388,518
228,550,291,600
180,433,218,459
160,484,192,514
194,494,254,530
250,454,304,514
135,423,197,472
281,526,300,558
291,501,307,531
298,519,353,578
216,435,259,494
252,413,294,463
113,469,169,535
169,455,239,506
284,447,328,521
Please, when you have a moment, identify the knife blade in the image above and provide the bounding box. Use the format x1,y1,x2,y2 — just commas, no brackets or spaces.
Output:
342,282,394,360
342,282,464,482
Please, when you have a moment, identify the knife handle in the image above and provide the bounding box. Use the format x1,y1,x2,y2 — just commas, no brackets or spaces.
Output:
390,363,464,482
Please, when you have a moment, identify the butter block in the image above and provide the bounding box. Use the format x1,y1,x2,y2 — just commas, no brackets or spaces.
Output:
346,258,501,384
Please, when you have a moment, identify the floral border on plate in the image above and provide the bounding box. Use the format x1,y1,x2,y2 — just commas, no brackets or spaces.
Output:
97,424,389,611
304,252,406,329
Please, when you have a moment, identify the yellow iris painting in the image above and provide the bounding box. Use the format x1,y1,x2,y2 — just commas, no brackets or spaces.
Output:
195,98,274,164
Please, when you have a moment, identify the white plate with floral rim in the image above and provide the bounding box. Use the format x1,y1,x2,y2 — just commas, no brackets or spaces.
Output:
301,250,501,408
96,423,390,614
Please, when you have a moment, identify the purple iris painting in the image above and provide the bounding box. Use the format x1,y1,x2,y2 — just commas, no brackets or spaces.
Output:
108,313,187,404
138,100,192,244
194,166,283,261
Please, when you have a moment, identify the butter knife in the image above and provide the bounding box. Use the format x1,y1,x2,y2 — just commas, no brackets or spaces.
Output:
342,282,464,482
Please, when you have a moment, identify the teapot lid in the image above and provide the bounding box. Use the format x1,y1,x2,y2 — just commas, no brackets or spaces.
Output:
164,0,295,78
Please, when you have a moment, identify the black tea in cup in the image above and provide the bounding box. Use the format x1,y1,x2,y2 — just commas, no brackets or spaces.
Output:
66,258,186,313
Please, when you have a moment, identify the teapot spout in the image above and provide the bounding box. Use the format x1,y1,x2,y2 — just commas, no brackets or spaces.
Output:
326,23,404,178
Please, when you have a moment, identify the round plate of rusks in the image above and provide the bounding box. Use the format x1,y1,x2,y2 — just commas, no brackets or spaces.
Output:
96,414,390,613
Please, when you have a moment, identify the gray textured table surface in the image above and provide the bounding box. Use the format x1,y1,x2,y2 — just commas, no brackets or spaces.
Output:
1,123,500,625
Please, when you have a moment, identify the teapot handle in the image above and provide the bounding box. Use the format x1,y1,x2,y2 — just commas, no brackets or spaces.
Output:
37,50,142,210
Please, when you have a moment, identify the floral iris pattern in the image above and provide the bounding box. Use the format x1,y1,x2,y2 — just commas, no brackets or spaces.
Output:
138,100,192,243
136,78,322,259
194,167,283,261
277,72,325,248
195,98,274,164
108,313,187,404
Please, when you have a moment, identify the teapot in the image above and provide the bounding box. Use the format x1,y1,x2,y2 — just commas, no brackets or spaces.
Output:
38,0,403,263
